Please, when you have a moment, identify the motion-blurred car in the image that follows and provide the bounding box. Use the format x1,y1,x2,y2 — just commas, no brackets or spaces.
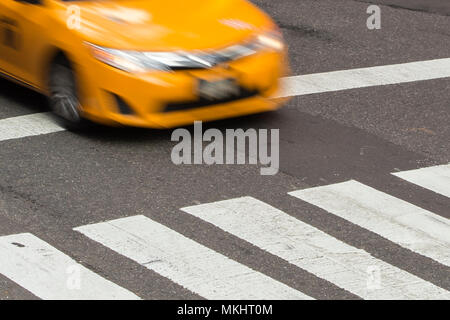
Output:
0,0,289,129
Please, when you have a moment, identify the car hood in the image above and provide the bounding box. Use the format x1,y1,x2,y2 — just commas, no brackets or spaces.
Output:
73,0,275,51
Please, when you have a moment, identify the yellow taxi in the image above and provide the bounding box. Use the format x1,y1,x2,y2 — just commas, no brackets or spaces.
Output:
0,0,289,129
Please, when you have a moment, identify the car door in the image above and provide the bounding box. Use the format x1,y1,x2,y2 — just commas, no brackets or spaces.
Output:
0,0,23,78
0,0,48,87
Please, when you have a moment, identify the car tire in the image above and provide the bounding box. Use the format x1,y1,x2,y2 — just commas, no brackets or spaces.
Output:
48,60,89,131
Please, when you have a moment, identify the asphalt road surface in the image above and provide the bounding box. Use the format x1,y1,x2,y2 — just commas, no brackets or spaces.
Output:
0,0,449,300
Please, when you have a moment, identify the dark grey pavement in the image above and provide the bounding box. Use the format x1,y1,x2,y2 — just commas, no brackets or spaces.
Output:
0,0,449,299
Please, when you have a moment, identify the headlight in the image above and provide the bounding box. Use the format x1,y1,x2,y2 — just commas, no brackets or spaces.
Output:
255,30,285,52
86,31,284,74
87,43,171,73
87,43,231,73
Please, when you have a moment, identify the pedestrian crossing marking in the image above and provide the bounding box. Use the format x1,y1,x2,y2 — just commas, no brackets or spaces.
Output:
1,164,450,299
392,164,450,198
0,112,64,142
289,180,450,267
277,58,450,97
182,196,450,300
74,215,313,300
0,233,140,300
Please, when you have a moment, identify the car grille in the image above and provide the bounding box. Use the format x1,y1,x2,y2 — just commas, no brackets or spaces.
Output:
162,87,259,113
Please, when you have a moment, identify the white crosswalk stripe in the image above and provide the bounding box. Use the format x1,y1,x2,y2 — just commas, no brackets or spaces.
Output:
0,113,64,142
289,180,450,267
0,233,140,300
182,196,450,300
392,164,450,198
74,215,312,300
277,58,450,98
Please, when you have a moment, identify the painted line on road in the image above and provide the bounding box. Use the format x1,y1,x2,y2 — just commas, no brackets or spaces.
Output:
0,112,64,142
289,180,450,267
1,58,450,142
277,58,450,97
182,196,450,300
74,215,312,300
392,164,450,198
0,233,140,300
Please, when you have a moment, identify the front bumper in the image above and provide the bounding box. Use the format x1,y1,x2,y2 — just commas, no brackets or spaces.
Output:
77,49,289,128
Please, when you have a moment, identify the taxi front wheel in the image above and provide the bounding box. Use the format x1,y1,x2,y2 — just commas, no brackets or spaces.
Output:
48,61,89,131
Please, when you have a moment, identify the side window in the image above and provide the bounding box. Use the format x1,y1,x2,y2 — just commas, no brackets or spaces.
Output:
0,16,21,50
